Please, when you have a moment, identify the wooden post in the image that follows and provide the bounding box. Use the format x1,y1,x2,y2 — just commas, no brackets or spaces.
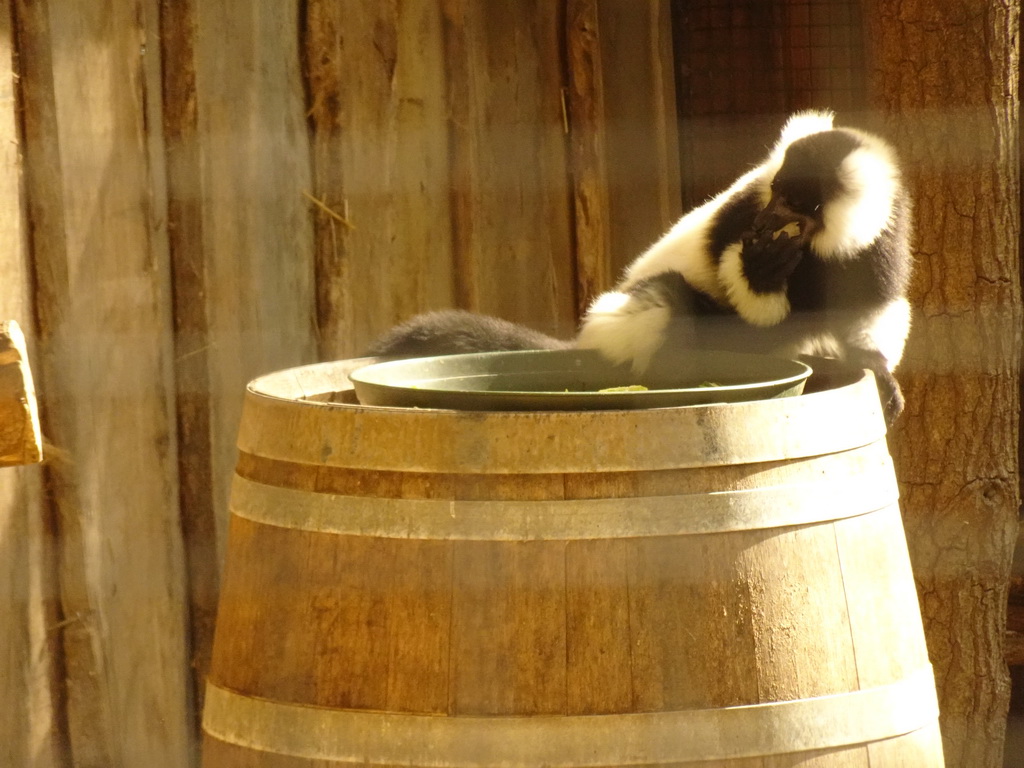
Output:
14,0,194,763
304,0,455,358
0,0,64,761
595,0,681,278
159,0,220,738
565,0,613,317
0,321,42,468
440,1,576,339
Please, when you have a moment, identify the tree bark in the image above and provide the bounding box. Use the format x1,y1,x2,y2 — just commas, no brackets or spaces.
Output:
862,1,1021,766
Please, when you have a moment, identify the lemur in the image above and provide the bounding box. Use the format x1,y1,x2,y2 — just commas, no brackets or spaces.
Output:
366,111,912,423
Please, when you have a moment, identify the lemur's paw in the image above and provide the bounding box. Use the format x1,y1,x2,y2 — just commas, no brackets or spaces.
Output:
577,291,671,374
740,228,805,294
873,370,904,427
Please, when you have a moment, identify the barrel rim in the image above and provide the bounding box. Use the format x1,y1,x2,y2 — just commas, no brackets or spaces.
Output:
245,356,874,420
236,358,887,473
202,666,940,765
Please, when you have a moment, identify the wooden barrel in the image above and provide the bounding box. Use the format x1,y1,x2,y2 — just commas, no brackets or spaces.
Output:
202,358,944,767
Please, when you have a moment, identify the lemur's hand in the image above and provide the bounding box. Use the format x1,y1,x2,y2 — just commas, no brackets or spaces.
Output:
740,227,805,294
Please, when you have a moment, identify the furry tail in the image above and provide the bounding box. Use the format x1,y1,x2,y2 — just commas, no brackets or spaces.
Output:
364,309,571,357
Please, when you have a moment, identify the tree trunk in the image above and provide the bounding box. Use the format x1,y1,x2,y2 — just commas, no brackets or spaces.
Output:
862,1,1021,766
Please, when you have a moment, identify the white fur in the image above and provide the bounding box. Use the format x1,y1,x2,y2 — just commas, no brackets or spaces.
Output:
776,110,835,150
847,297,911,369
717,243,791,327
770,299,910,369
622,111,842,299
778,332,842,361
812,136,900,259
756,111,836,191
578,110,909,385
577,291,672,373
620,165,768,303
620,111,841,298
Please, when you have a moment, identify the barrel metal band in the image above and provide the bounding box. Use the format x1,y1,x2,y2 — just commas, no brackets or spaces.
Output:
229,470,899,540
203,667,939,765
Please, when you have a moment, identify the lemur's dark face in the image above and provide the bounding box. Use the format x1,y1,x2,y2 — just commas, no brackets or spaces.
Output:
755,130,862,240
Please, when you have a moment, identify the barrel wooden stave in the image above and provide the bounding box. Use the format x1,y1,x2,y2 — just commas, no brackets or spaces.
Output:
209,506,923,712
203,359,943,767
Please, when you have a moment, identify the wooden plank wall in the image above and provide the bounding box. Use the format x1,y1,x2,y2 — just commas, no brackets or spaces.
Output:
13,0,193,765
0,1,681,765
0,3,63,765
597,0,681,276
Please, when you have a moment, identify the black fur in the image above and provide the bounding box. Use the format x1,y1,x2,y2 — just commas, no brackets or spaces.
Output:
364,309,570,357
771,130,861,217
614,269,907,421
707,185,763,263
628,271,713,316
740,229,806,295
579,112,913,424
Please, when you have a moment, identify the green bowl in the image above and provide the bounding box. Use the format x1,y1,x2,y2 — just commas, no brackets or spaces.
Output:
349,348,812,411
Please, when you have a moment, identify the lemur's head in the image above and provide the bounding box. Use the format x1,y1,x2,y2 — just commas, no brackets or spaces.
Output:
757,118,902,259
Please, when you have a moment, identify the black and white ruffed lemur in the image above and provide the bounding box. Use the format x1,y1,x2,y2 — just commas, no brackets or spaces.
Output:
365,111,913,423
577,110,912,423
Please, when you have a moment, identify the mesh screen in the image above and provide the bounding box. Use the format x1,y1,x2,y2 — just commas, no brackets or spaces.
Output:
672,0,867,205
